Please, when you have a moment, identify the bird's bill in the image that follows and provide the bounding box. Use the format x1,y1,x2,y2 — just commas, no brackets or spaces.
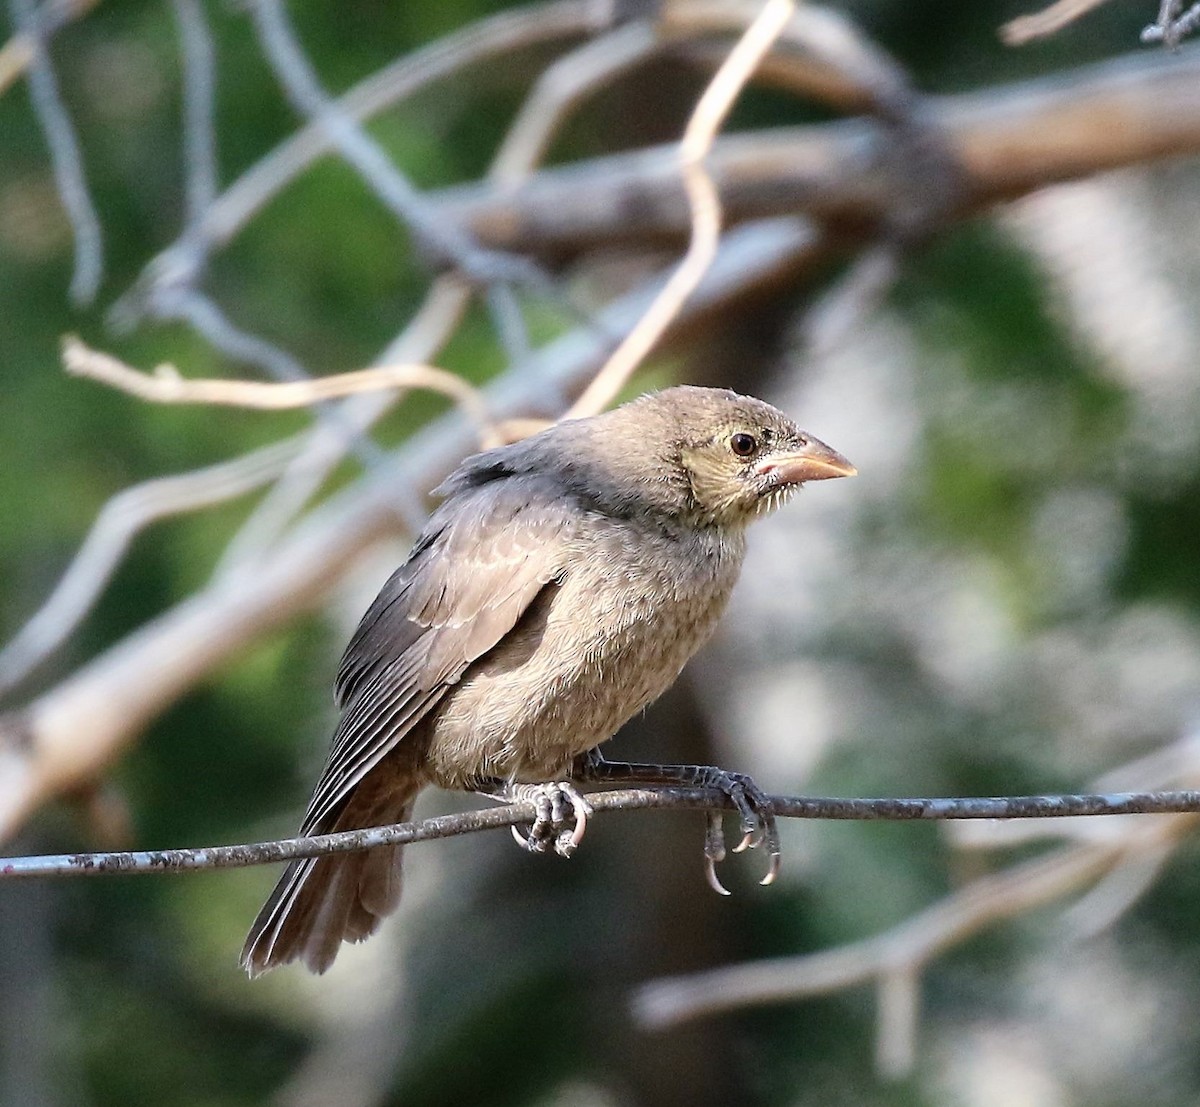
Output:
755,438,857,484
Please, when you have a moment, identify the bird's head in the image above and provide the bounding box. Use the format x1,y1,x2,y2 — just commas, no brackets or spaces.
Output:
550,386,855,529
656,387,856,527
441,386,855,530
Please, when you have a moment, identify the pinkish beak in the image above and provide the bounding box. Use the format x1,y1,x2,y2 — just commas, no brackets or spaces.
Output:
754,436,857,484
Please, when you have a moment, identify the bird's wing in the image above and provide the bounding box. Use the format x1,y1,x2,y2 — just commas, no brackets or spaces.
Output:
298,477,575,833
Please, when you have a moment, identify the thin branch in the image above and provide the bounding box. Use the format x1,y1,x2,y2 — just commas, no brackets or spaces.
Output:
490,20,661,185
4,789,1200,880
200,1,606,256
666,0,914,117
170,0,218,227
0,0,98,97
565,0,796,419
1000,0,1113,45
9,0,102,304
248,0,539,293
213,279,475,578
435,48,1200,257
632,812,1194,1038
61,336,501,446
0,438,301,696
137,289,394,480
1142,0,1200,46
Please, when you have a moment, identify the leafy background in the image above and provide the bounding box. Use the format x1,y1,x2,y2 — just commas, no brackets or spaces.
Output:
3,2,1200,1105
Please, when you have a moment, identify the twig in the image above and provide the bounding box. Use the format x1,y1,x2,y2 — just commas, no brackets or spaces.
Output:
248,0,539,294
1000,0,1113,45
435,49,1200,258
134,289,394,478
213,279,476,577
632,812,1192,1049
61,336,501,446
0,0,98,97
4,789,1200,880
565,0,796,419
490,21,661,185
170,0,218,227
0,438,301,696
200,1,605,256
9,0,102,304
1142,0,1200,46
667,0,913,117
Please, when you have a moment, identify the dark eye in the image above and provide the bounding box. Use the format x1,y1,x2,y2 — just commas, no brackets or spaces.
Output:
730,432,758,458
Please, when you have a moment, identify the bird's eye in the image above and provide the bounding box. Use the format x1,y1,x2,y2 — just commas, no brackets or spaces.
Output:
730,432,758,458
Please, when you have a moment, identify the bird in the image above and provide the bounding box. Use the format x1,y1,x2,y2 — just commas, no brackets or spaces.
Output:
242,385,855,975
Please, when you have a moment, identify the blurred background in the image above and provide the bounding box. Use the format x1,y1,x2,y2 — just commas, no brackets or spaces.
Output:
4,1,1200,1104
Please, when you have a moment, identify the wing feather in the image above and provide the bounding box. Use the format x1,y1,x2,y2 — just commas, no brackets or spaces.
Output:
298,476,574,834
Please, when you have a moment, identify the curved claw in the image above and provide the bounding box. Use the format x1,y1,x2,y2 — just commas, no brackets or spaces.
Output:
696,771,782,892
705,855,732,896
502,781,592,860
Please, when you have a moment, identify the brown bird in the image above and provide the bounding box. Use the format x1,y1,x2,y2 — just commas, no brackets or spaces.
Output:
242,386,855,975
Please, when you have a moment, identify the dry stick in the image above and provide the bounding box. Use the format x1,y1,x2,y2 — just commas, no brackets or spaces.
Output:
222,19,668,569
1000,0,1113,45
61,336,502,448
0,439,302,696
4,789,1199,880
10,0,102,304
435,48,1200,256
0,0,98,96
667,0,912,114
490,21,661,185
633,815,1190,1071
215,279,477,576
199,0,604,253
565,0,796,419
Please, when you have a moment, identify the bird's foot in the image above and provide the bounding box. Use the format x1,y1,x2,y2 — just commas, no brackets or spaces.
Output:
571,752,781,893
694,769,780,896
504,781,595,858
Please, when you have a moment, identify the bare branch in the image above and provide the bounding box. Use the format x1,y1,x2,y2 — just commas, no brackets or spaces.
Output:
491,21,661,185
632,815,1191,1034
1000,0,1113,46
437,48,1200,257
170,0,218,227
667,0,914,116
566,0,796,419
248,0,538,293
0,0,97,97
1143,0,1200,45
9,0,102,303
0,438,301,696
200,1,608,256
3,788,1200,880
61,336,501,447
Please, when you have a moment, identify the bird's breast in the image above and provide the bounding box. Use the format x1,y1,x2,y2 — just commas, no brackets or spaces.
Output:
424,518,746,786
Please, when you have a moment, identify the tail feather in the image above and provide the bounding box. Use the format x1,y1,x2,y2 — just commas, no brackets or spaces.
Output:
241,783,418,976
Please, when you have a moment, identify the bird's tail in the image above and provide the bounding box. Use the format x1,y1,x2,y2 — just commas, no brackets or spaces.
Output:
240,781,418,977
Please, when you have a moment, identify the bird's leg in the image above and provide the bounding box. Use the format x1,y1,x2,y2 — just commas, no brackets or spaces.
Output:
474,778,595,859
572,748,781,895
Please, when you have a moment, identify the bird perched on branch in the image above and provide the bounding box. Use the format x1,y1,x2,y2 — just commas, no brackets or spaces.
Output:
242,386,855,975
